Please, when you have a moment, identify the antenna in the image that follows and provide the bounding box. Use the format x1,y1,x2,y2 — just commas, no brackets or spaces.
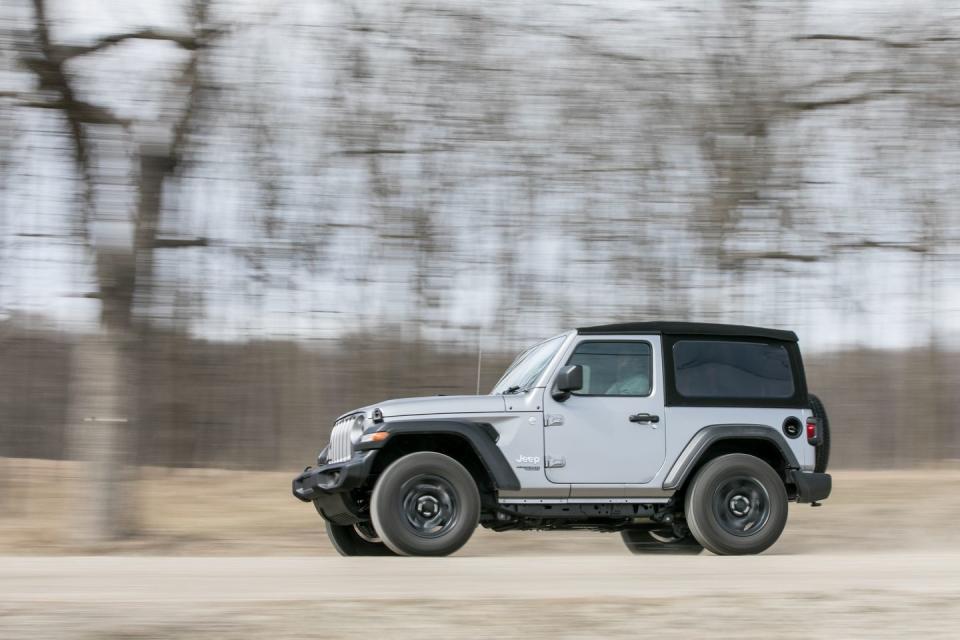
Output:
475,346,483,395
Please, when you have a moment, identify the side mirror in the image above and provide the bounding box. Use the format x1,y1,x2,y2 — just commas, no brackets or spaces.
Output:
552,365,583,402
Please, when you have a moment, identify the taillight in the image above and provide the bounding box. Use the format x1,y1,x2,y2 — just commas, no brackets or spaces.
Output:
806,417,821,445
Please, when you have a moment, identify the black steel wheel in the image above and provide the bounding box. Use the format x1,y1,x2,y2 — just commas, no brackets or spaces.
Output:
399,474,460,538
325,521,398,556
712,476,770,536
685,453,788,555
371,452,480,556
621,528,703,555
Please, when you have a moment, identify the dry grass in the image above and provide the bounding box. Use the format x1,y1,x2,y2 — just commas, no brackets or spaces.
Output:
2,457,959,556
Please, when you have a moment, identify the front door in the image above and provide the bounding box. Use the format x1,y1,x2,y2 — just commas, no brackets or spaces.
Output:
542,336,666,484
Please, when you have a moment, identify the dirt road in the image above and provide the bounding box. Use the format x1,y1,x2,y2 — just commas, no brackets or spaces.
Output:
3,463,960,638
2,552,959,639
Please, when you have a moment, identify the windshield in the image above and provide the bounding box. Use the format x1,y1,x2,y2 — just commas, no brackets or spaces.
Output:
490,335,566,394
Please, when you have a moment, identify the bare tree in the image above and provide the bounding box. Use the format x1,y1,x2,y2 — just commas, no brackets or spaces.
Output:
18,0,215,541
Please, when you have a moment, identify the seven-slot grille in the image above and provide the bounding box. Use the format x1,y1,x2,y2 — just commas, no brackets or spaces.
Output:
328,414,357,463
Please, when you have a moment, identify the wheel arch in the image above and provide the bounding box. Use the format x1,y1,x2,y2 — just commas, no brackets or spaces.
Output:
365,420,520,498
663,425,799,492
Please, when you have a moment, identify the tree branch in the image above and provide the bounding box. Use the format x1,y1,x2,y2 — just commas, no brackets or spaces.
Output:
150,237,209,249
729,251,821,264
560,32,647,63
794,34,960,49
830,240,929,254
788,70,895,95
16,96,129,125
29,0,94,245
55,29,199,62
338,146,453,156
795,33,875,43
784,88,907,112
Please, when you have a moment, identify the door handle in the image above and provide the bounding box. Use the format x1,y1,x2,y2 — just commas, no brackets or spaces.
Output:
629,413,660,424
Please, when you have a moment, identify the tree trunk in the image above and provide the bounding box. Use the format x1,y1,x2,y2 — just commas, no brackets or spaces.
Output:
67,333,137,543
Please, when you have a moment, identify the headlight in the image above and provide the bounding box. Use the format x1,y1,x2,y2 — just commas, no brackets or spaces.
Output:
349,414,366,444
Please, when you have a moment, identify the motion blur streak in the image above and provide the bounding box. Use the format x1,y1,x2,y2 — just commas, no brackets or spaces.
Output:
1,0,959,636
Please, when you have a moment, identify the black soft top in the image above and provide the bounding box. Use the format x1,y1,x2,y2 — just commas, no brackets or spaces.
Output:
577,321,798,343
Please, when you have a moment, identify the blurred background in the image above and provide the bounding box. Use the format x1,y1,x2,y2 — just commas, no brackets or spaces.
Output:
1,0,960,549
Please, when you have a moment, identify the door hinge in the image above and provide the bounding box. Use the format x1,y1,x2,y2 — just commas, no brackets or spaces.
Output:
545,414,564,427
545,455,566,469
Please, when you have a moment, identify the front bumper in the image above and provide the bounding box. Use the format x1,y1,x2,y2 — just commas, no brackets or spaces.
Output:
292,450,378,502
788,470,832,503
292,451,378,525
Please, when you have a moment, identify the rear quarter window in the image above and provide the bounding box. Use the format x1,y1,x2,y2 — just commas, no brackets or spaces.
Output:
672,340,795,400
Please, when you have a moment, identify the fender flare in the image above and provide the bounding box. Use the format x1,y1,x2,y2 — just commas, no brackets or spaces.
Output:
362,419,521,491
662,424,800,490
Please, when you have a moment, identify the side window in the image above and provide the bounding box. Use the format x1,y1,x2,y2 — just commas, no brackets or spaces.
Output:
672,340,794,399
567,341,652,397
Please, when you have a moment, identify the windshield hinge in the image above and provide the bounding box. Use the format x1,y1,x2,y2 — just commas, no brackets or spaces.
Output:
545,455,566,468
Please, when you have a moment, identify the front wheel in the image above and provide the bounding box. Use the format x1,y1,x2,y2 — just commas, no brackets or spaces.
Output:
685,453,788,555
371,452,480,556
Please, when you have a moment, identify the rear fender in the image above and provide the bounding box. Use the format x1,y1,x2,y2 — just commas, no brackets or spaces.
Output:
663,424,800,490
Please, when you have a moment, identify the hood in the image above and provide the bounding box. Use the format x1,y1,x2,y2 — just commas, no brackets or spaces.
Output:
342,394,507,421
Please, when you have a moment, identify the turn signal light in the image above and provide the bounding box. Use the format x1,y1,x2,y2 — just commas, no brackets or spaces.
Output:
361,431,390,444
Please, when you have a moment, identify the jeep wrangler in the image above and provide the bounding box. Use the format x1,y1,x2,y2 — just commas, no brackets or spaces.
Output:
293,322,832,556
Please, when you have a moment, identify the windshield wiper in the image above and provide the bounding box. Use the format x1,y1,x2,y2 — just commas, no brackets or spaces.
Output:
502,385,523,394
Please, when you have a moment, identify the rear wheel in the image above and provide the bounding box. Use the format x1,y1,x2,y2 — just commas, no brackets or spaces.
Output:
325,521,397,556
371,452,480,557
685,453,788,555
621,528,703,555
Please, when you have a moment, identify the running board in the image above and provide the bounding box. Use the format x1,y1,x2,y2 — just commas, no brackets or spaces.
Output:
498,497,670,505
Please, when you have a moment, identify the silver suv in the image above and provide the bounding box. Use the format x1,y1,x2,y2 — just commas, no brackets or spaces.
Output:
293,322,832,556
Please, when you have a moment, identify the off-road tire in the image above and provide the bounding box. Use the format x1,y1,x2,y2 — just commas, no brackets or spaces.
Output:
371,452,480,557
621,528,704,555
685,453,788,555
325,521,397,556
809,393,831,473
